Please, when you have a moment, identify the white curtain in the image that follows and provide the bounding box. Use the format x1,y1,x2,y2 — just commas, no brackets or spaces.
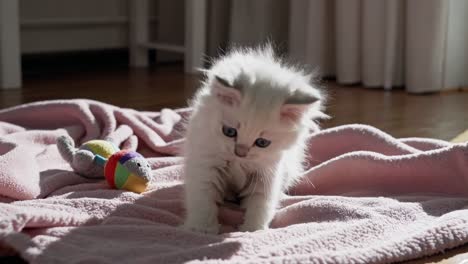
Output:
289,0,456,93
207,0,468,93
206,0,289,55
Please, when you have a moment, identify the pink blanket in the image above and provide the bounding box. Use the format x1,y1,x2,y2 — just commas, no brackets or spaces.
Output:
0,99,467,264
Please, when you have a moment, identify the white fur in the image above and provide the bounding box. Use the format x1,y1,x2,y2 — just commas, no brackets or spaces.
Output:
183,45,326,234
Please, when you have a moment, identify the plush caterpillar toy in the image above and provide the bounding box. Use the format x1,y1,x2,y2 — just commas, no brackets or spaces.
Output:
57,135,151,193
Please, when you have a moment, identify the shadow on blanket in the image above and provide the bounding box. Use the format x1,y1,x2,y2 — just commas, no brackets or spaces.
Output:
22,181,468,264
32,186,242,263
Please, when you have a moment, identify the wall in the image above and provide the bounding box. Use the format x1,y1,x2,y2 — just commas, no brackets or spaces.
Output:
19,0,183,57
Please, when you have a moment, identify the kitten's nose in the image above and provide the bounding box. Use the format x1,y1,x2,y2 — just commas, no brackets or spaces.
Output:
234,144,249,157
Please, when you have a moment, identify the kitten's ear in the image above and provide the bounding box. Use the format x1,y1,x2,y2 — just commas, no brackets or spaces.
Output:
212,75,242,107
281,87,323,122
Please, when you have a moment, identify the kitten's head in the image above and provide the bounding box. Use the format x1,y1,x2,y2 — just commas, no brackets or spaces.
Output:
202,45,326,164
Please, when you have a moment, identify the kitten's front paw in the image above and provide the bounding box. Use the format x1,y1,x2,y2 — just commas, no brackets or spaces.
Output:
238,222,268,232
183,220,220,235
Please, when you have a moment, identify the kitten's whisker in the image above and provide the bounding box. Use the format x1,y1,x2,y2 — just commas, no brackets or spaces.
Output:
246,175,258,201
303,174,316,189
260,174,267,196
244,173,254,196
259,167,274,196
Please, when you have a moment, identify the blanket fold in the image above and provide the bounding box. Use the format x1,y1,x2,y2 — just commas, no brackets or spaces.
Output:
0,99,467,264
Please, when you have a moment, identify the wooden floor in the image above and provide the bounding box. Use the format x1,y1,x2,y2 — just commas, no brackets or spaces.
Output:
1,64,467,140
0,64,467,264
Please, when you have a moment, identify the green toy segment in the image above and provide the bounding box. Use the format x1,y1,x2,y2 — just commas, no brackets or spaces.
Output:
114,162,131,189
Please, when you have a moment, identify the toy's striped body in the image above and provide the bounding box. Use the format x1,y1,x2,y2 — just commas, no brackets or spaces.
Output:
73,139,149,193
104,150,148,193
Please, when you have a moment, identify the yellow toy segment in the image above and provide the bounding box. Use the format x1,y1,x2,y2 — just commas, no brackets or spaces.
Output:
122,174,148,193
82,140,119,159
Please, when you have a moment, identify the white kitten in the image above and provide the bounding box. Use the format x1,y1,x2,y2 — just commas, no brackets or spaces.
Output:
182,45,326,234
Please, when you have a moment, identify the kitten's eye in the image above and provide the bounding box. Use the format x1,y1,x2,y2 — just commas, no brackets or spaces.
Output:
254,138,271,148
137,163,141,167
222,125,237,138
